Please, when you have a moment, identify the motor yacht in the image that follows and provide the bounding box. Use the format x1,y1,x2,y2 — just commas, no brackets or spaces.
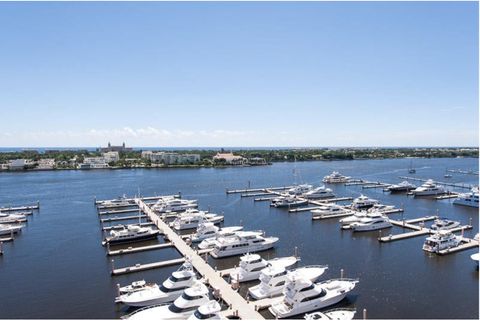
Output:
125,282,210,320
118,280,155,295
153,198,198,213
102,224,159,245
367,204,395,213
170,212,224,231
0,213,27,224
271,195,308,208
197,230,263,250
187,300,222,320
303,186,335,199
422,230,462,253
351,195,379,210
268,272,358,319
322,171,350,184
339,211,370,226
116,261,197,307
304,308,357,320
191,223,243,243
249,265,328,300
349,213,392,232
412,180,445,196
430,218,461,231
288,184,314,196
0,223,24,236
453,187,479,208
230,253,298,284
311,206,350,220
210,231,279,258
101,195,134,207
387,181,416,192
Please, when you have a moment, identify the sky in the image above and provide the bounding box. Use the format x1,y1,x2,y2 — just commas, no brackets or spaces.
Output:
0,1,478,148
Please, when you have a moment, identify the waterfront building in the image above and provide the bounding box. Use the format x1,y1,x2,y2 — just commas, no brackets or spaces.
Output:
248,157,267,165
36,158,55,170
102,151,120,163
78,157,109,169
213,152,247,165
142,151,200,165
98,142,132,153
8,159,33,170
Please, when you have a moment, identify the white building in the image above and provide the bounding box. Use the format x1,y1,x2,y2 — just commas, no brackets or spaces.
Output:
78,157,109,169
213,152,246,165
37,158,55,170
9,159,28,170
102,151,120,163
141,151,200,165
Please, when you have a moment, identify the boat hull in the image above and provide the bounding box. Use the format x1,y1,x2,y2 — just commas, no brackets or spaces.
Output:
269,293,347,319
104,231,159,245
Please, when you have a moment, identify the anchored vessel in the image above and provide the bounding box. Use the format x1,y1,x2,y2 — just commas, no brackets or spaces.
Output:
153,198,198,213
102,224,159,245
303,186,335,199
422,230,462,253
311,206,350,219
288,184,314,196
351,195,379,210
0,223,24,236
170,212,224,231
453,187,479,208
271,195,308,208
430,218,460,231
187,300,222,320
348,213,392,232
268,272,358,319
0,213,27,224
387,181,416,192
100,195,134,207
210,231,279,258
304,308,357,320
118,280,155,295
197,230,263,250
230,253,298,283
412,180,445,196
322,171,350,184
191,223,243,242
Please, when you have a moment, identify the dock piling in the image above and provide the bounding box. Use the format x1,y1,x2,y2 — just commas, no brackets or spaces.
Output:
0,241,3,255
363,308,367,319
116,284,120,297
340,268,344,279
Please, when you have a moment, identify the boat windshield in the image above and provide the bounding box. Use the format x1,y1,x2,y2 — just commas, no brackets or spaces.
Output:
182,292,204,301
193,310,215,320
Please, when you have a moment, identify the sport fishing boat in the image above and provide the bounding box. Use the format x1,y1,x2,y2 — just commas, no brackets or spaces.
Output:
153,198,198,213
0,223,24,236
197,230,263,250
118,280,156,295
230,253,299,283
311,206,350,219
102,224,159,245
191,223,243,243
348,213,392,232
0,213,27,224
387,181,416,192
210,231,279,258
288,184,314,196
268,272,358,319
304,308,357,320
351,195,379,209
187,300,222,320
422,230,462,253
271,195,308,208
430,218,461,231
116,261,197,307
249,265,328,300
322,171,350,184
125,282,210,320
453,187,479,208
303,186,335,199
412,180,445,196
170,212,224,231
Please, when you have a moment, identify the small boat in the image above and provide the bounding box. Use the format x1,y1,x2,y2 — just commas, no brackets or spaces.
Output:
102,224,159,245
349,213,392,232
249,265,328,300
271,195,308,208
191,223,243,243
170,212,224,231
0,213,27,224
118,280,154,295
303,186,335,199
430,218,461,231
351,194,379,209
124,282,210,320
268,272,358,319
304,308,357,320
412,180,445,196
408,160,416,174
288,184,313,196
322,171,350,184
230,253,299,283
453,187,479,208
0,223,24,236
116,261,197,307
311,206,350,219
422,230,462,253
210,231,279,258
187,300,222,320
387,181,416,192
197,230,263,250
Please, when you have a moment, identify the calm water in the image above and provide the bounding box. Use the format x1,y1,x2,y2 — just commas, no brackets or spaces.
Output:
0,158,478,319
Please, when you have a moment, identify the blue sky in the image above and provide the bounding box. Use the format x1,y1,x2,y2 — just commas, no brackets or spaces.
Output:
0,1,478,147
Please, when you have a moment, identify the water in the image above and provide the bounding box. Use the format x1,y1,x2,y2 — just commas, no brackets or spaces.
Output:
0,158,478,319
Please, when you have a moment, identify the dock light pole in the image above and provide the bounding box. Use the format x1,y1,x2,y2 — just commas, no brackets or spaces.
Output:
0,241,3,255
111,259,115,273
340,269,344,279
363,308,367,319
470,217,473,227
116,284,120,297
294,246,298,259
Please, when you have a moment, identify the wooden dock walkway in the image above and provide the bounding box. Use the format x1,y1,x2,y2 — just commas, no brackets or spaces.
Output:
107,243,173,256
98,208,140,215
438,239,479,255
111,258,186,275
0,203,39,212
95,194,180,205
100,215,147,223
399,176,473,190
404,216,437,224
362,184,392,189
226,186,293,194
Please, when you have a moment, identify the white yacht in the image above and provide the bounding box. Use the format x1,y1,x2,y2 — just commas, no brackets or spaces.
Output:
102,224,159,245
422,230,462,253
230,253,298,283
288,184,314,196
101,195,133,207
430,218,461,231
367,203,395,213
188,300,222,320
349,213,392,232
303,186,335,199
304,308,357,320
268,272,358,319
471,253,479,265
249,265,328,299
125,282,210,320
453,187,479,208
0,223,24,236
191,223,243,243
339,211,370,226
412,180,445,196
322,171,350,184
271,195,308,208
118,280,155,295
197,230,263,250
171,212,224,231
311,206,350,219
351,195,379,209
387,181,416,192
153,198,198,213
116,261,197,307
0,213,27,224
210,231,279,258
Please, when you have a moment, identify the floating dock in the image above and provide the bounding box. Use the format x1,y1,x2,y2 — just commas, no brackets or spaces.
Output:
111,258,186,275
0,203,40,212
399,176,473,190
107,243,173,256
100,215,147,223
102,222,155,231
226,186,293,194
438,239,479,255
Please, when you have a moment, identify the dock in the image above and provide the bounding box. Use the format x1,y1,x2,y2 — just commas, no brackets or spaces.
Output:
0,203,40,212
111,258,186,275
226,186,293,194
100,215,147,223
107,243,173,256
102,222,155,231
438,239,479,255
95,194,181,205
399,176,473,190
98,208,140,215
